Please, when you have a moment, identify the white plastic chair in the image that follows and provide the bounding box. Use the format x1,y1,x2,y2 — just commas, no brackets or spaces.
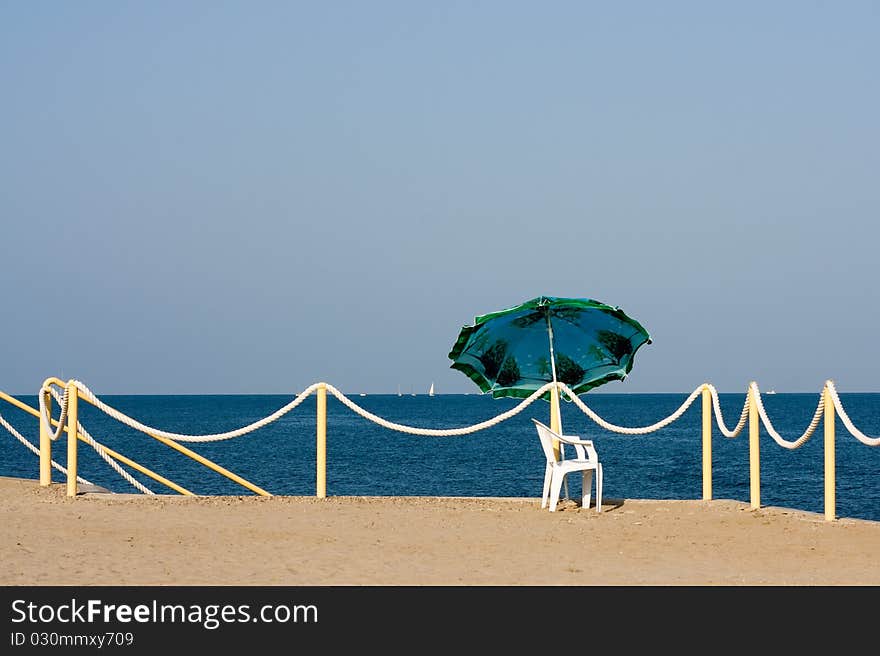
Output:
532,418,603,512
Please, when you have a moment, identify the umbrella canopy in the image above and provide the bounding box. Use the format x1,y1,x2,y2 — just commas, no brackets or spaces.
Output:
448,296,651,401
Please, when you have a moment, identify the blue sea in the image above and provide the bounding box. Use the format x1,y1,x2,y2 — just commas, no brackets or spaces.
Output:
1,391,878,522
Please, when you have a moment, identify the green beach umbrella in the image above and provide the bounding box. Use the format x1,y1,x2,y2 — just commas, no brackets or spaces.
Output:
448,296,651,433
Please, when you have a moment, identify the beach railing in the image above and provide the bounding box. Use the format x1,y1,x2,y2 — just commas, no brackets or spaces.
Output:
0,377,272,497
562,379,879,521
1,377,878,521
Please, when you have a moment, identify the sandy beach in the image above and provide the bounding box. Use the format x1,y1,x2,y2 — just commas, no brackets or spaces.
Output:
2,476,878,586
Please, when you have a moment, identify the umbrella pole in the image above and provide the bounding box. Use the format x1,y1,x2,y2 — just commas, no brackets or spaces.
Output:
546,313,568,501
550,386,562,434
546,313,563,453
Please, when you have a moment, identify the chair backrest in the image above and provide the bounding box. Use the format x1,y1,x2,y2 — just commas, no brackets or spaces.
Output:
532,418,560,463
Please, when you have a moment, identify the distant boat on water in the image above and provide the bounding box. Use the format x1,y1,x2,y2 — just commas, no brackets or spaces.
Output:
429,382,435,397
767,389,777,395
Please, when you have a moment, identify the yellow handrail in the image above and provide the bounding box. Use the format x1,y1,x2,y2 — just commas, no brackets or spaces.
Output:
73,386,272,497
4,381,271,497
84,442,194,496
0,390,41,416
0,390,193,495
37,379,271,497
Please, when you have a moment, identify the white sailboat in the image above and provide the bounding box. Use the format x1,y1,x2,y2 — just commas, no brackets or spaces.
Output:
429,382,435,397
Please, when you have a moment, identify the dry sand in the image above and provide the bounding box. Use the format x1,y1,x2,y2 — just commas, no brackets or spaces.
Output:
2,476,878,586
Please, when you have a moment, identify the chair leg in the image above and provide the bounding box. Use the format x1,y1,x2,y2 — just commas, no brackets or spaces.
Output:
582,470,593,509
541,463,552,508
596,463,603,513
548,472,564,512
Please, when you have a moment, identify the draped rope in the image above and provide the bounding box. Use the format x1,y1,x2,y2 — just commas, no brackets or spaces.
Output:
48,387,155,495
706,384,750,438
560,382,705,434
0,412,94,486
826,381,880,446
561,381,850,453
324,382,556,435
38,382,69,442
71,380,322,443
749,382,825,449
71,380,557,440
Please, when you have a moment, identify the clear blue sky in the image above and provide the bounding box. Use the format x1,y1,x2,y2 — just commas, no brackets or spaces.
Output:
2,2,877,395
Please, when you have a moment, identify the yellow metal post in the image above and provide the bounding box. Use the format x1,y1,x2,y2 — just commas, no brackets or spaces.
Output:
701,384,712,501
316,383,327,498
748,384,760,510
824,382,836,521
550,384,562,460
39,389,52,486
66,383,78,497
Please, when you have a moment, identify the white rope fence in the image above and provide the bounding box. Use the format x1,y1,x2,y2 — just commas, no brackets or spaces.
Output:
560,381,873,451
561,382,704,434
47,386,155,495
707,384,750,438
64,380,557,440
750,382,825,449
68,380,323,443
1,377,877,501
37,379,880,450
826,381,880,446
325,382,556,436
